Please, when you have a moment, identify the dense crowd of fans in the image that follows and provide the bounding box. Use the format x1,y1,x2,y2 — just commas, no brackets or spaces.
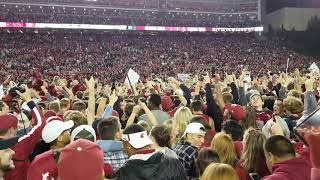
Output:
0,0,259,12
0,29,319,180
0,4,260,27
0,31,316,85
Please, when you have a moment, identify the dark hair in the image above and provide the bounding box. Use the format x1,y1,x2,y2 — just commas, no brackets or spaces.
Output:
73,129,95,142
196,148,220,176
124,102,135,117
75,91,84,99
190,116,210,130
222,120,244,141
72,101,86,112
190,100,203,112
148,94,161,107
123,124,145,135
0,128,9,136
150,125,171,148
97,117,120,140
264,135,295,158
65,111,88,131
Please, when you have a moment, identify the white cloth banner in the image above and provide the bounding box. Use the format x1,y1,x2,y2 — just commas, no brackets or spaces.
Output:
125,68,140,85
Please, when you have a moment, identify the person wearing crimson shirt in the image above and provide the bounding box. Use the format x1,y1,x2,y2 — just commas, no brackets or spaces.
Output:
27,119,74,180
0,88,46,180
190,100,215,130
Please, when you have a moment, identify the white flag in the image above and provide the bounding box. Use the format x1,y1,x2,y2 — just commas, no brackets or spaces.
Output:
125,68,140,85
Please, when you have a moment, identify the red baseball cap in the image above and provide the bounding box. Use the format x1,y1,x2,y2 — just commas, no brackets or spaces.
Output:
58,139,104,180
0,114,18,129
224,103,245,121
161,96,172,111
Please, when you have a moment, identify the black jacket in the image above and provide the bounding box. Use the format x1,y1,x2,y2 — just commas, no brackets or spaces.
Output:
114,152,187,180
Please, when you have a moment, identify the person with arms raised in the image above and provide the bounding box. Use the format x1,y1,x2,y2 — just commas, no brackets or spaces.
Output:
0,88,45,180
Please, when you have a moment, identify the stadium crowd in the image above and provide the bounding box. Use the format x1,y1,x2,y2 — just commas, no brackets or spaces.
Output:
0,0,259,12
0,4,260,27
0,31,316,84
0,29,319,180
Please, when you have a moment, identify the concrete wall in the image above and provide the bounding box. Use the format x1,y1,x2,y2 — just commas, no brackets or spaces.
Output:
263,7,320,31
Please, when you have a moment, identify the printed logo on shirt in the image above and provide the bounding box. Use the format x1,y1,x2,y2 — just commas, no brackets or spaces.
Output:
42,172,54,180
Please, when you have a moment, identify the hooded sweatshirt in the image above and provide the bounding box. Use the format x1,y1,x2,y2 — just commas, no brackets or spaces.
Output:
262,156,311,180
114,152,187,180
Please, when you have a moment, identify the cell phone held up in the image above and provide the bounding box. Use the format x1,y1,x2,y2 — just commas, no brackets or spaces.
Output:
249,173,261,180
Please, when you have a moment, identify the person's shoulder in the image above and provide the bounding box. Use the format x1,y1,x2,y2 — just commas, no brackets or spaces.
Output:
138,114,147,120
261,174,285,180
32,150,54,163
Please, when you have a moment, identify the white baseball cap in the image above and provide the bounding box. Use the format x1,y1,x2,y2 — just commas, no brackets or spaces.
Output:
42,120,74,143
71,125,96,142
184,123,206,136
122,131,153,149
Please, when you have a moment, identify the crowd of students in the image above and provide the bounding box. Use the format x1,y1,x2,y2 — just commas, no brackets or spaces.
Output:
0,31,317,84
0,60,319,179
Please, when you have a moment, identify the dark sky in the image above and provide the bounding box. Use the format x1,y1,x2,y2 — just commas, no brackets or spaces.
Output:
266,0,320,13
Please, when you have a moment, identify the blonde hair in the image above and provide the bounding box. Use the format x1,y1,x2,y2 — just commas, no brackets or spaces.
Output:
163,119,173,131
211,132,237,167
172,106,193,146
201,163,239,180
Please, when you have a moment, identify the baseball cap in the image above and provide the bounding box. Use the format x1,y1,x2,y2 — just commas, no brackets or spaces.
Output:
122,131,153,149
58,139,104,180
0,136,19,150
249,90,261,100
0,114,18,129
224,103,245,121
161,95,172,111
71,125,96,142
246,89,261,102
42,120,74,143
184,123,206,136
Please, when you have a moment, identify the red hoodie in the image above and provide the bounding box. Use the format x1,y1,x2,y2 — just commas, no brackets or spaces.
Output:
262,156,311,180
5,101,46,180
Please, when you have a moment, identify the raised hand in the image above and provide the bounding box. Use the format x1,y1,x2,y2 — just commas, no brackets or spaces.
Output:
16,87,32,102
85,76,95,91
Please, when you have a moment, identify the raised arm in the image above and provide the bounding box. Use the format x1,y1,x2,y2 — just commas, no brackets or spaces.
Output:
85,76,95,125
16,87,46,155
304,78,318,115
204,72,223,132
126,105,141,128
140,101,158,127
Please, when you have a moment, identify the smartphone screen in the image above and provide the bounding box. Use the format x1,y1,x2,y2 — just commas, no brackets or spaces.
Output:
249,173,261,180
294,108,320,146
